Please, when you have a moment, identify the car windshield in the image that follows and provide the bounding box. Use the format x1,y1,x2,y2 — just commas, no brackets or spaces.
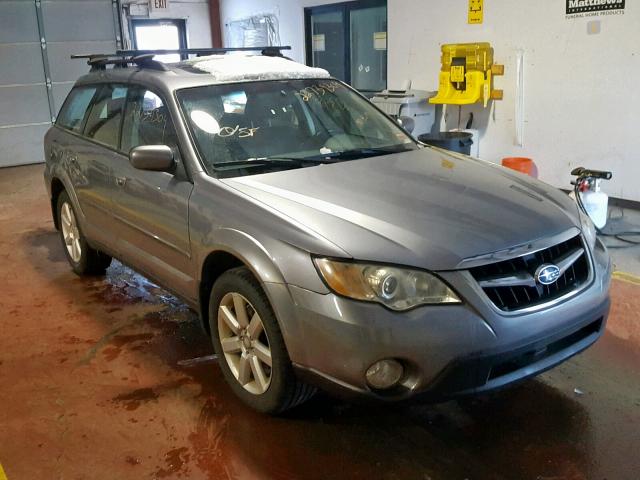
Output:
176,79,417,177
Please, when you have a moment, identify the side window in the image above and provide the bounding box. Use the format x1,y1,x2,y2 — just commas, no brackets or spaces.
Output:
56,87,97,133
83,85,128,149
121,88,178,153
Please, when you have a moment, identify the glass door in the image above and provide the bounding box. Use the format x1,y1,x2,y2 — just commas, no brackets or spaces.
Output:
350,5,387,92
307,9,347,81
305,0,387,94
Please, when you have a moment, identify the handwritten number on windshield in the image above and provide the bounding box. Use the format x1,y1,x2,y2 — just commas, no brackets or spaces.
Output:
218,125,260,138
298,81,344,102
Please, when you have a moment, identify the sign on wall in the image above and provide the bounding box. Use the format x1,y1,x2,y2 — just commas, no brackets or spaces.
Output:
149,0,170,12
312,34,325,52
468,0,483,24
566,0,625,17
373,32,387,51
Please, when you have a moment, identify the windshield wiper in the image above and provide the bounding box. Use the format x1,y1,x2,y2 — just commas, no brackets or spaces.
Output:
309,145,414,161
212,156,338,169
212,147,412,169
262,156,341,164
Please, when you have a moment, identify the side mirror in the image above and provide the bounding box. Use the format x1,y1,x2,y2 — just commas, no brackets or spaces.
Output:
129,145,175,172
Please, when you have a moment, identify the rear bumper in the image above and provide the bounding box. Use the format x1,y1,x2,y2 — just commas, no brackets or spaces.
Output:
267,237,612,402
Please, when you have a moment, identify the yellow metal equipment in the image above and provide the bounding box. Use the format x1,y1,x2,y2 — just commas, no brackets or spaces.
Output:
429,42,503,107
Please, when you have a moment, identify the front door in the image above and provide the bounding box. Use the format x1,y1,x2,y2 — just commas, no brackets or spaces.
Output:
111,86,195,300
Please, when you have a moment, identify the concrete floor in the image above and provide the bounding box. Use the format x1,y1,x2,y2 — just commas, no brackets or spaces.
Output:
1,164,639,480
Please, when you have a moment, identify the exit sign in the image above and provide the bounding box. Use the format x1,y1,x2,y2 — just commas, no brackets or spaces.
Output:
149,0,169,11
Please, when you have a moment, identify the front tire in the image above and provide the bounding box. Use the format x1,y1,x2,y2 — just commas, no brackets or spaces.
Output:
56,191,112,275
209,267,315,414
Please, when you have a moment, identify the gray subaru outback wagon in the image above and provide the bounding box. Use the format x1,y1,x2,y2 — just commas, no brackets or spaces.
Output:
44,48,611,413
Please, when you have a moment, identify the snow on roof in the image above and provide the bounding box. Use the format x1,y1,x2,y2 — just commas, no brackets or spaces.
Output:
181,54,331,83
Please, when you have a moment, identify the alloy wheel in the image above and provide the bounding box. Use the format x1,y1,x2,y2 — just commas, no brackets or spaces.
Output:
60,202,82,263
217,292,273,395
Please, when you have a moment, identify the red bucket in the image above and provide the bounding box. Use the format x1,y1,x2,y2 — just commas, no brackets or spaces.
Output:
502,157,538,178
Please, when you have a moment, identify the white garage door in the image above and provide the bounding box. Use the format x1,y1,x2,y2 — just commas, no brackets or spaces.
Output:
0,0,121,168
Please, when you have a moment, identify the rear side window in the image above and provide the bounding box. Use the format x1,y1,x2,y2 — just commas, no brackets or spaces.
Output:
121,88,178,153
83,85,128,149
56,87,97,133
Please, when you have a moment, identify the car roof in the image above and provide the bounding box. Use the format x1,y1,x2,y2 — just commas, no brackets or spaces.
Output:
74,54,331,96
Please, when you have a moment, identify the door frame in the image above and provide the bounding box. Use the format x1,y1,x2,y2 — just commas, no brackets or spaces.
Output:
304,0,387,91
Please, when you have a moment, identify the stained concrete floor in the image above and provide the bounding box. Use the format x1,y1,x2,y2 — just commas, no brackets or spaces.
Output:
1,163,639,480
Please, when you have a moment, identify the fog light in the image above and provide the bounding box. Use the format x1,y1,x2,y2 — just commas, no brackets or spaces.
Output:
365,359,404,390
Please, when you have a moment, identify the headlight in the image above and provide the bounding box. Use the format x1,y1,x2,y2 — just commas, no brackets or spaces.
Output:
579,208,597,251
314,258,461,311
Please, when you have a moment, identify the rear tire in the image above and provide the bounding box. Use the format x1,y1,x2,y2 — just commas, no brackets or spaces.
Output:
56,190,112,275
209,267,315,414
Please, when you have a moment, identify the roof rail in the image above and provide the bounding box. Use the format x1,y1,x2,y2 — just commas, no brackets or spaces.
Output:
115,46,292,58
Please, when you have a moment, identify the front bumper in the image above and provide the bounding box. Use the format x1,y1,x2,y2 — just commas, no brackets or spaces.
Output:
266,238,612,401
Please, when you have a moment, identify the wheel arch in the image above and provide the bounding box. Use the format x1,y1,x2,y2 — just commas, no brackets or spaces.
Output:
50,177,66,230
198,230,288,336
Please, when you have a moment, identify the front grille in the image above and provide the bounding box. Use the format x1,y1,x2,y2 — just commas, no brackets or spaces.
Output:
469,235,590,311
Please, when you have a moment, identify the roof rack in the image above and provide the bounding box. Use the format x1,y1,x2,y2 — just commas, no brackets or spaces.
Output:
70,53,170,71
71,46,292,72
116,46,292,58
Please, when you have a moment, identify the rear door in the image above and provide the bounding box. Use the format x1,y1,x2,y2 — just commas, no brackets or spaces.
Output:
54,84,123,251
111,86,195,300
65,84,127,250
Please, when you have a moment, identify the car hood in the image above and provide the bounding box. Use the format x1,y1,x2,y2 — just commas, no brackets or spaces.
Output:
222,147,580,270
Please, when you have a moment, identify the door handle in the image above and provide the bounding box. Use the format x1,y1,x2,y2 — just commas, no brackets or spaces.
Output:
115,176,127,187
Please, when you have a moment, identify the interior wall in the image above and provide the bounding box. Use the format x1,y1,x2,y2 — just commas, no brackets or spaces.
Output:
219,0,639,201
121,0,213,49
388,0,640,201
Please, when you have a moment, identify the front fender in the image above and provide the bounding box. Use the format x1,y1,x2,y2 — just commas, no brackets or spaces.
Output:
195,227,330,293
198,227,287,285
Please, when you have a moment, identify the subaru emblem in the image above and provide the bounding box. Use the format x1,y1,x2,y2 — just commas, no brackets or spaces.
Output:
535,264,561,285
